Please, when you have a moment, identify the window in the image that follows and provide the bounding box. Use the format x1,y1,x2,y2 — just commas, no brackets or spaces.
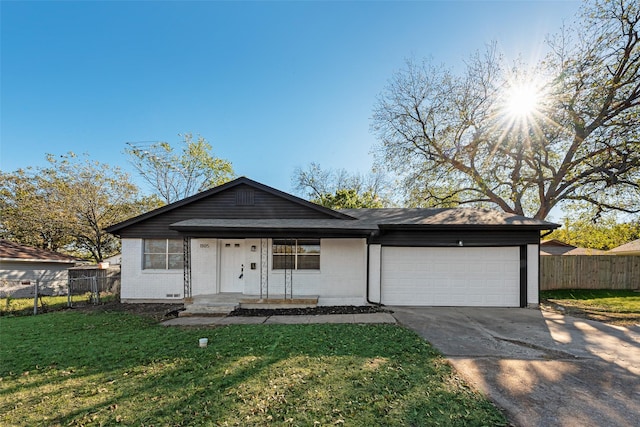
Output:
272,239,320,270
143,239,184,270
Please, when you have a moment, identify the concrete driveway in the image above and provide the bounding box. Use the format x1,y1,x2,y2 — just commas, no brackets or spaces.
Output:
391,307,640,427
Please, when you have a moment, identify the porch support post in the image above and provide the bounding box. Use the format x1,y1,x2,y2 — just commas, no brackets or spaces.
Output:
285,238,293,299
260,238,269,299
183,236,192,300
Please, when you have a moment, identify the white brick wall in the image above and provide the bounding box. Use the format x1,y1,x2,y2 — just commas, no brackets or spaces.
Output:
191,238,218,296
267,238,368,305
527,244,540,305
120,237,368,305
121,238,538,307
120,239,183,301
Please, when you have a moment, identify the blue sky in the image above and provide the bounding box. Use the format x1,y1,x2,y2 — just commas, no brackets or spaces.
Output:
1,0,581,197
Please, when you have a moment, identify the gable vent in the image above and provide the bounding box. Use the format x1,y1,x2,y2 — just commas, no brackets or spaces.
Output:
235,189,255,206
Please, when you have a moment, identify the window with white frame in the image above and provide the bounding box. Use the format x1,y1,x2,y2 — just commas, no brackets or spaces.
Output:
143,239,184,270
272,239,320,270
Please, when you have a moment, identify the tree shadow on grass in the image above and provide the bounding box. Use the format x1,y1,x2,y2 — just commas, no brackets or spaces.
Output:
1,314,507,426
392,306,640,427
541,299,640,326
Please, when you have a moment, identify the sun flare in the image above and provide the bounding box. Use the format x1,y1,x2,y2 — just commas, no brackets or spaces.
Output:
504,83,541,118
491,75,553,150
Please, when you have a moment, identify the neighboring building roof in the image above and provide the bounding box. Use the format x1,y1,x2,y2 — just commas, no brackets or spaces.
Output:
103,254,122,265
539,239,608,256
0,240,80,263
608,239,640,255
541,239,574,247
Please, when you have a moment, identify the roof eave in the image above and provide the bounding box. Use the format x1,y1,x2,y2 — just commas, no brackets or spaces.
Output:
378,223,560,231
169,225,376,236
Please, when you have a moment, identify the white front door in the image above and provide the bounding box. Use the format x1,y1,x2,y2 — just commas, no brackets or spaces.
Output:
220,240,245,292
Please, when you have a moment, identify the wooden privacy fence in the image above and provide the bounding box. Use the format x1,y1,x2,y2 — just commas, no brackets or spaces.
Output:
540,255,640,290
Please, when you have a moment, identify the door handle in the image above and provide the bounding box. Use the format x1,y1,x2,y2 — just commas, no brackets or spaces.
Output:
239,264,244,279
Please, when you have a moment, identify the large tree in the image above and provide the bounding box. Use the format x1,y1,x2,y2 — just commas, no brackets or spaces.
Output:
0,153,160,261
293,162,389,208
547,207,640,250
373,0,639,219
126,133,235,204
0,168,73,251
314,189,384,209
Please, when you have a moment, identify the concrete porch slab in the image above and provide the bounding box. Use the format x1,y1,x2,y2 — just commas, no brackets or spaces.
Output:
240,295,319,309
186,293,321,310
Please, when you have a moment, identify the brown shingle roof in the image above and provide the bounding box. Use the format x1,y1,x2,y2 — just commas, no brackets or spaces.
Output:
339,208,558,229
539,239,608,255
608,239,640,255
170,208,559,235
0,240,80,263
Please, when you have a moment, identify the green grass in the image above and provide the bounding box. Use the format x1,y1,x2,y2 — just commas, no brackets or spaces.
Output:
541,289,640,325
0,311,507,426
540,289,640,313
0,294,116,317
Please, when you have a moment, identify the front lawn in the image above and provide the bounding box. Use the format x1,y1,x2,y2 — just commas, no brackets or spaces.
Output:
0,311,506,426
541,289,640,325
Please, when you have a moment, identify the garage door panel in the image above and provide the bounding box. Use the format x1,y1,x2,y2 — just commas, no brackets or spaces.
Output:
381,247,520,307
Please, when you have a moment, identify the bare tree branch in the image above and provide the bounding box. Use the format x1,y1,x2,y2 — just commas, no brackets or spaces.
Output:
373,0,640,219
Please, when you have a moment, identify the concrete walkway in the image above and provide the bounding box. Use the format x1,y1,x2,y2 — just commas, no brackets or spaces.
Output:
392,306,640,427
162,312,396,326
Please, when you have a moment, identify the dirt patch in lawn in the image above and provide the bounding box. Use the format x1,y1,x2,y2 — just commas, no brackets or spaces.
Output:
72,300,184,322
229,305,391,317
71,301,391,322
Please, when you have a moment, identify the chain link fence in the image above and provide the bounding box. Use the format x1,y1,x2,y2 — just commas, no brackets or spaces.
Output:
1,267,120,315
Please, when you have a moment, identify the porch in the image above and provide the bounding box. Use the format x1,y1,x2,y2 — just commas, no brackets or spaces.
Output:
180,293,320,317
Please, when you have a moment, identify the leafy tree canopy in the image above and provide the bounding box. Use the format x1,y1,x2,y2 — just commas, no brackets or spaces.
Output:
0,153,160,262
373,0,639,219
0,167,72,252
293,163,390,209
548,212,640,250
314,189,384,209
125,133,234,204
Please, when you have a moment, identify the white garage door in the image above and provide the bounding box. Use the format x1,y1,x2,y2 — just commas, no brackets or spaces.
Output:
381,247,520,307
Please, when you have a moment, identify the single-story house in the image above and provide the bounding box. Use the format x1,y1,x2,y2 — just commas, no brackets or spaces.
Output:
102,253,122,266
608,239,640,255
0,240,82,297
540,239,608,256
106,177,558,308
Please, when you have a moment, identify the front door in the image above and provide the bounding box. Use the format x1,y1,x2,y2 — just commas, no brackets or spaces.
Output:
220,240,245,292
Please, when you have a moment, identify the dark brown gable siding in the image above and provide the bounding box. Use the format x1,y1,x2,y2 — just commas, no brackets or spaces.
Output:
118,184,338,238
